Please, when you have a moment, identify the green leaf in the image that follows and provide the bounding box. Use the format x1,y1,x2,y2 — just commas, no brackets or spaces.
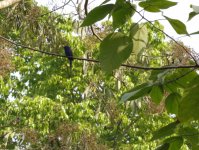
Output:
99,32,133,73
165,93,181,115
149,70,170,82
112,2,135,29
164,16,188,34
151,121,179,141
188,11,198,21
81,4,114,27
178,84,199,122
150,85,163,104
167,137,183,150
121,83,153,102
130,23,148,55
189,30,199,35
139,0,177,12
178,127,199,149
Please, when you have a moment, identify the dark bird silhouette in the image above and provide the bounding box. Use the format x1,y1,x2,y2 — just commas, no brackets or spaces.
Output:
64,46,73,70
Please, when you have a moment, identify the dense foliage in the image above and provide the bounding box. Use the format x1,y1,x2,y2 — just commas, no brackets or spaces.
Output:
0,0,199,149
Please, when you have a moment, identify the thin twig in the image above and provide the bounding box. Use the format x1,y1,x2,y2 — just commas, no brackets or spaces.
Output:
39,0,72,17
84,0,102,41
0,35,199,70
133,7,198,65
166,68,196,84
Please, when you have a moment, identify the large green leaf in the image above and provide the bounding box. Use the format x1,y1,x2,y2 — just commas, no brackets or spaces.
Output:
151,121,179,141
164,16,188,34
165,93,181,115
139,0,177,12
121,83,153,102
178,84,199,122
99,32,133,73
112,2,135,29
81,4,114,27
130,23,148,55
150,85,163,104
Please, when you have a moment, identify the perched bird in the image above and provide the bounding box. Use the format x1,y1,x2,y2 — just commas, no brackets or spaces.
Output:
64,46,73,70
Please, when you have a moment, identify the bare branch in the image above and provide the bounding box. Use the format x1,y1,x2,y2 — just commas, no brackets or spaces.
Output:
0,35,199,70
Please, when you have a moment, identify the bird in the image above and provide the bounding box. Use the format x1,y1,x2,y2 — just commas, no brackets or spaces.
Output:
64,46,73,70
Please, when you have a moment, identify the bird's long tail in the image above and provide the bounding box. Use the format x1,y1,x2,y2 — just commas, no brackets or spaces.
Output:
69,60,72,71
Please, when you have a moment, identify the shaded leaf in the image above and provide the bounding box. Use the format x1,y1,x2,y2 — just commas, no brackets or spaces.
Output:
139,0,177,12
150,85,163,104
165,93,181,114
189,30,199,35
99,32,133,73
151,121,179,141
164,16,188,34
178,84,199,122
167,137,183,150
112,2,135,29
188,11,198,21
81,4,114,27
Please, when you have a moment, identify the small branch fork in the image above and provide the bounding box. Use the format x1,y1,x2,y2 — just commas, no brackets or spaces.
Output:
1,35,199,71
133,8,198,65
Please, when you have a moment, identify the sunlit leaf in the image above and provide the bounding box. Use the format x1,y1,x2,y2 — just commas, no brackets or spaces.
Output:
188,11,198,21
165,93,181,115
130,23,148,55
150,85,163,104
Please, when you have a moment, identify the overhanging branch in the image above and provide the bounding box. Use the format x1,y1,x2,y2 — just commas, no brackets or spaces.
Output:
0,35,199,70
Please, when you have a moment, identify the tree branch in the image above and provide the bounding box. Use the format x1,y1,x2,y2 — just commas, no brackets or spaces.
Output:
40,0,72,17
0,35,199,70
165,68,196,87
133,7,199,65
84,0,102,41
